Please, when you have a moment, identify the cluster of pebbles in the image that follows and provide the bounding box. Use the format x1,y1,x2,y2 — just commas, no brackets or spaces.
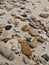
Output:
0,0,49,65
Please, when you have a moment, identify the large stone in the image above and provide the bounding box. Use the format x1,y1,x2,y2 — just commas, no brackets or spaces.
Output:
18,39,32,56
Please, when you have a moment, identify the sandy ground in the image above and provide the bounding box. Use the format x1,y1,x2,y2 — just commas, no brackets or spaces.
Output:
0,0,49,65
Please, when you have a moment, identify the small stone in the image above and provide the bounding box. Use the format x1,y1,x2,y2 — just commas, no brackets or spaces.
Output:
21,14,27,17
11,46,16,51
37,37,45,43
22,25,30,31
18,39,32,56
21,17,27,21
39,33,48,40
5,25,12,30
29,28,39,36
31,16,39,25
29,38,37,48
20,7,25,10
22,56,29,64
26,37,31,42
39,13,49,18
0,41,15,61
41,54,49,61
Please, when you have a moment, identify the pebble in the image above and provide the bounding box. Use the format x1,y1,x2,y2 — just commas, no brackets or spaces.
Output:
18,39,32,56
29,28,39,36
26,37,31,42
41,54,49,61
0,41,15,61
37,37,45,43
39,13,49,18
39,33,48,40
5,25,12,30
29,38,37,48
31,16,39,25
29,22,40,29
22,56,29,64
21,17,27,21
21,14,27,17
22,25,30,31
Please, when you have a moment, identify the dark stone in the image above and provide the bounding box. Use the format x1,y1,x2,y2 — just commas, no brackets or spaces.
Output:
21,14,27,17
41,54,49,61
20,7,25,10
5,25,12,30
26,38,31,42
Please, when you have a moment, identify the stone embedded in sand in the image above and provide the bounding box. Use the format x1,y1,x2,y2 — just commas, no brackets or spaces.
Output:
0,41,15,61
29,28,39,36
41,54,49,61
18,39,32,56
30,38,37,48
39,13,49,18
31,16,38,25
37,37,45,43
22,25,30,31
5,25,12,30
21,17,27,21
40,25,45,30
21,14,27,17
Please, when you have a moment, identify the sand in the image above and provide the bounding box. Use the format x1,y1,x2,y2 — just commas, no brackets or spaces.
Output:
0,0,49,65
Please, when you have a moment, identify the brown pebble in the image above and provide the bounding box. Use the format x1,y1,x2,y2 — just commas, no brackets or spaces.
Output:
22,25,30,31
39,13,49,18
21,17,27,21
18,39,32,56
30,38,37,48
29,28,39,36
31,16,38,25
37,37,45,43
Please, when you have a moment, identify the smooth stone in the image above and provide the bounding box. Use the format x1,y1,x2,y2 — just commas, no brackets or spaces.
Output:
18,39,32,56
37,37,45,43
29,38,37,48
5,25,12,30
39,13,49,18
29,28,39,36
22,25,30,31
39,33,48,40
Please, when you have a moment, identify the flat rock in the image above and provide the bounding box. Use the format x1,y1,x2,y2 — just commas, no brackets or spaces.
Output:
29,38,37,48
22,25,30,31
29,28,39,36
39,13,49,18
